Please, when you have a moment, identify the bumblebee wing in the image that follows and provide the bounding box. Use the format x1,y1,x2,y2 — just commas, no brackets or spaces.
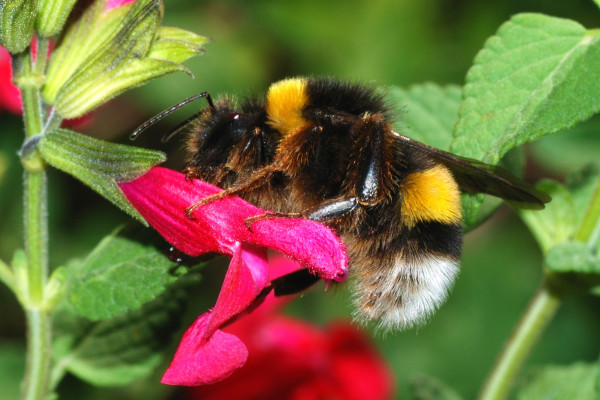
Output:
395,132,550,209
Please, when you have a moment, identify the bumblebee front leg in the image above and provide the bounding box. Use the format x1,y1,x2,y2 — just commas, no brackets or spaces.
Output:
185,164,280,218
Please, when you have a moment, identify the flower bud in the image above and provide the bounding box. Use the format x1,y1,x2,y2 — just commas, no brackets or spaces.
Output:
0,0,37,54
43,0,207,119
36,0,78,37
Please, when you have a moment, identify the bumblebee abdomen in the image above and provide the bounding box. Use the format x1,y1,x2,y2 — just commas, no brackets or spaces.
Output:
348,163,463,330
350,218,462,330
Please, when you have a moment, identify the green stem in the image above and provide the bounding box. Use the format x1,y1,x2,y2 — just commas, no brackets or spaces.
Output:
23,169,48,304
573,179,600,248
478,281,562,400
32,38,49,78
18,44,52,400
22,308,52,400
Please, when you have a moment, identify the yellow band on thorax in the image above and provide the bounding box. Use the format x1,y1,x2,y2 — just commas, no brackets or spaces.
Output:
266,77,309,135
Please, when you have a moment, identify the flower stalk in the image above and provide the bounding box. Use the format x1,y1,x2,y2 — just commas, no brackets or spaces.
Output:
18,38,52,400
477,281,562,400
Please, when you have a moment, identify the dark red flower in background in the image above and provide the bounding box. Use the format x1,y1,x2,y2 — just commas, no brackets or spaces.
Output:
119,166,349,386
187,256,395,400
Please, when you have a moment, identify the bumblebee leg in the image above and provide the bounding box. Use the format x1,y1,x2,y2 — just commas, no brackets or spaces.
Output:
271,269,320,296
244,211,304,230
350,114,397,206
305,197,358,222
185,164,280,219
244,197,358,230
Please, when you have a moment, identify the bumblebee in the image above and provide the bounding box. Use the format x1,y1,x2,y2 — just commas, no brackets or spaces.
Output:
132,77,550,331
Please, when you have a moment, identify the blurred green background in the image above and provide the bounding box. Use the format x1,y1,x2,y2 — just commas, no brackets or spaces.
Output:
1,0,600,399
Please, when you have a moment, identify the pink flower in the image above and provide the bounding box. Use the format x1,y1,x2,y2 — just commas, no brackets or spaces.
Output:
118,166,349,385
186,259,395,400
0,45,22,114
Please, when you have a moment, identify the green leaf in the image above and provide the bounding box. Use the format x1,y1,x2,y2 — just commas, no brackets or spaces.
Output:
0,343,25,400
520,165,599,252
36,0,77,37
530,116,600,175
516,363,599,400
450,14,600,220
388,83,462,150
44,265,68,309
519,180,574,252
452,14,600,163
0,0,36,53
37,128,166,224
66,229,184,320
53,285,188,387
566,165,600,231
546,241,600,274
409,375,464,400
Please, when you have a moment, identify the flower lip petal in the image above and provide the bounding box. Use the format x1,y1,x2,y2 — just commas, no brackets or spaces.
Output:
161,313,248,386
203,242,270,340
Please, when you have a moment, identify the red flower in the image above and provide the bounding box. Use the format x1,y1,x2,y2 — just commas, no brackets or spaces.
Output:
187,257,395,400
0,43,93,128
0,45,22,114
118,166,349,385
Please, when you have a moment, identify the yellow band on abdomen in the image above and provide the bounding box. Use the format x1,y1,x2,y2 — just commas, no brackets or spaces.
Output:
401,164,462,228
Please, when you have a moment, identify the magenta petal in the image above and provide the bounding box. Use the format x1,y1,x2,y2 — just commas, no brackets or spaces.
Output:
204,242,270,339
106,0,137,10
161,313,248,386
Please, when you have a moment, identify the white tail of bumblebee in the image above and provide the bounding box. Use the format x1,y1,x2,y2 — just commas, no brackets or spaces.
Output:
353,254,459,332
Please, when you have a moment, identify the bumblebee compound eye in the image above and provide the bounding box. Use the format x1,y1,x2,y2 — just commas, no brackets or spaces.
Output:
225,113,242,121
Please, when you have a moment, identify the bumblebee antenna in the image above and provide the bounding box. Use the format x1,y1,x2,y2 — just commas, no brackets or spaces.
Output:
130,92,215,140
160,110,203,143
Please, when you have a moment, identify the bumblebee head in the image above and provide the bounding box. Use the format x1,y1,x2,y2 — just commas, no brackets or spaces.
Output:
186,97,277,183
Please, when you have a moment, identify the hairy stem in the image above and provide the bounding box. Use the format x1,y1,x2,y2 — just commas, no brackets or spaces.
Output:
19,44,52,400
